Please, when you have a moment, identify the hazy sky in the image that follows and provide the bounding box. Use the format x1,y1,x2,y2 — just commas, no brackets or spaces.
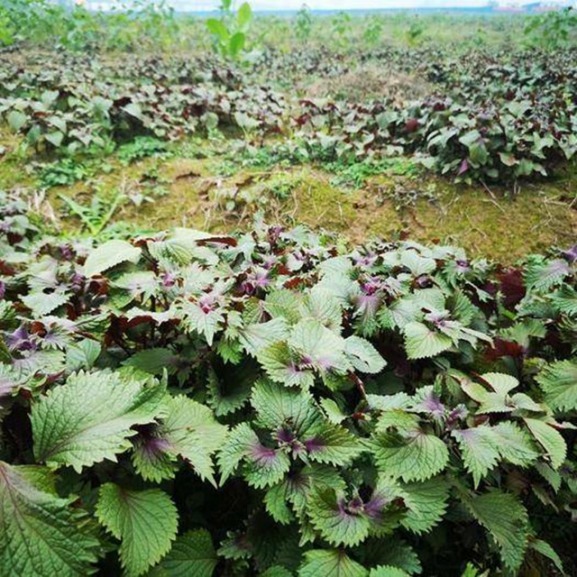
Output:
188,0,549,9
250,1,489,7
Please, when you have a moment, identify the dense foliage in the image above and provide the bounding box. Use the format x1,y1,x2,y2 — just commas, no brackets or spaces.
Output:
2,44,577,183
2,6,577,576
1,190,576,576
0,0,180,52
291,47,577,181
206,0,254,59
0,55,284,154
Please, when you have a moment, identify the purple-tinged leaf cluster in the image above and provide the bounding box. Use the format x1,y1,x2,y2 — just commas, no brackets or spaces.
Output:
1,192,577,575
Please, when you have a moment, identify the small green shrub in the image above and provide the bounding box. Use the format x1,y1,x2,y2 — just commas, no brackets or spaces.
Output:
524,8,577,50
117,137,168,165
363,18,384,47
331,11,352,49
295,4,313,44
38,159,89,188
206,0,253,59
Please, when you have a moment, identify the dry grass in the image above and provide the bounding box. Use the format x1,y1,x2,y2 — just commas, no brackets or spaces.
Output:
306,64,431,104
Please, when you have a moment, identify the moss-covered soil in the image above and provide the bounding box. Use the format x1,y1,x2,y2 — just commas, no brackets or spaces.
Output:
1,130,575,262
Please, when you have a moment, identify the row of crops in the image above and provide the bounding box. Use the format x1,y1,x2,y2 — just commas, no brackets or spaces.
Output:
2,46,577,182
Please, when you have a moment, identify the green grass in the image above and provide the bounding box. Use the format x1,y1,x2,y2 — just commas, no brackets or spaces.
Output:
2,130,574,263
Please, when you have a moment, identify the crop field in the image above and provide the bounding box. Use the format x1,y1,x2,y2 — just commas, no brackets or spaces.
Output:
1,2,577,577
